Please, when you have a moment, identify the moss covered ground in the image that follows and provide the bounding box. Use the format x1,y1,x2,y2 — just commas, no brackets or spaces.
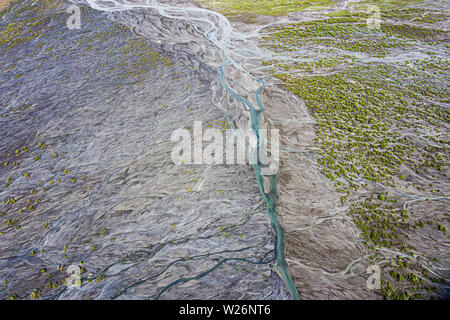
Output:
258,3,449,299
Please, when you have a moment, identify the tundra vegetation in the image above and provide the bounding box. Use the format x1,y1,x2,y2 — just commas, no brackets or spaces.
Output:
0,0,448,300
261,3,448,299
198,0,449,299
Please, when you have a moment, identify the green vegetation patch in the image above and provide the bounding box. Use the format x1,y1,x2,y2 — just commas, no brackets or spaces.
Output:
262,12,449,298
195,0,337,21
263,17,430,57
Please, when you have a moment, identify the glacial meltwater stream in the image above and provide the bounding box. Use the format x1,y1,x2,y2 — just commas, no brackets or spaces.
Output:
2,0,448,300
83,0,300,299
